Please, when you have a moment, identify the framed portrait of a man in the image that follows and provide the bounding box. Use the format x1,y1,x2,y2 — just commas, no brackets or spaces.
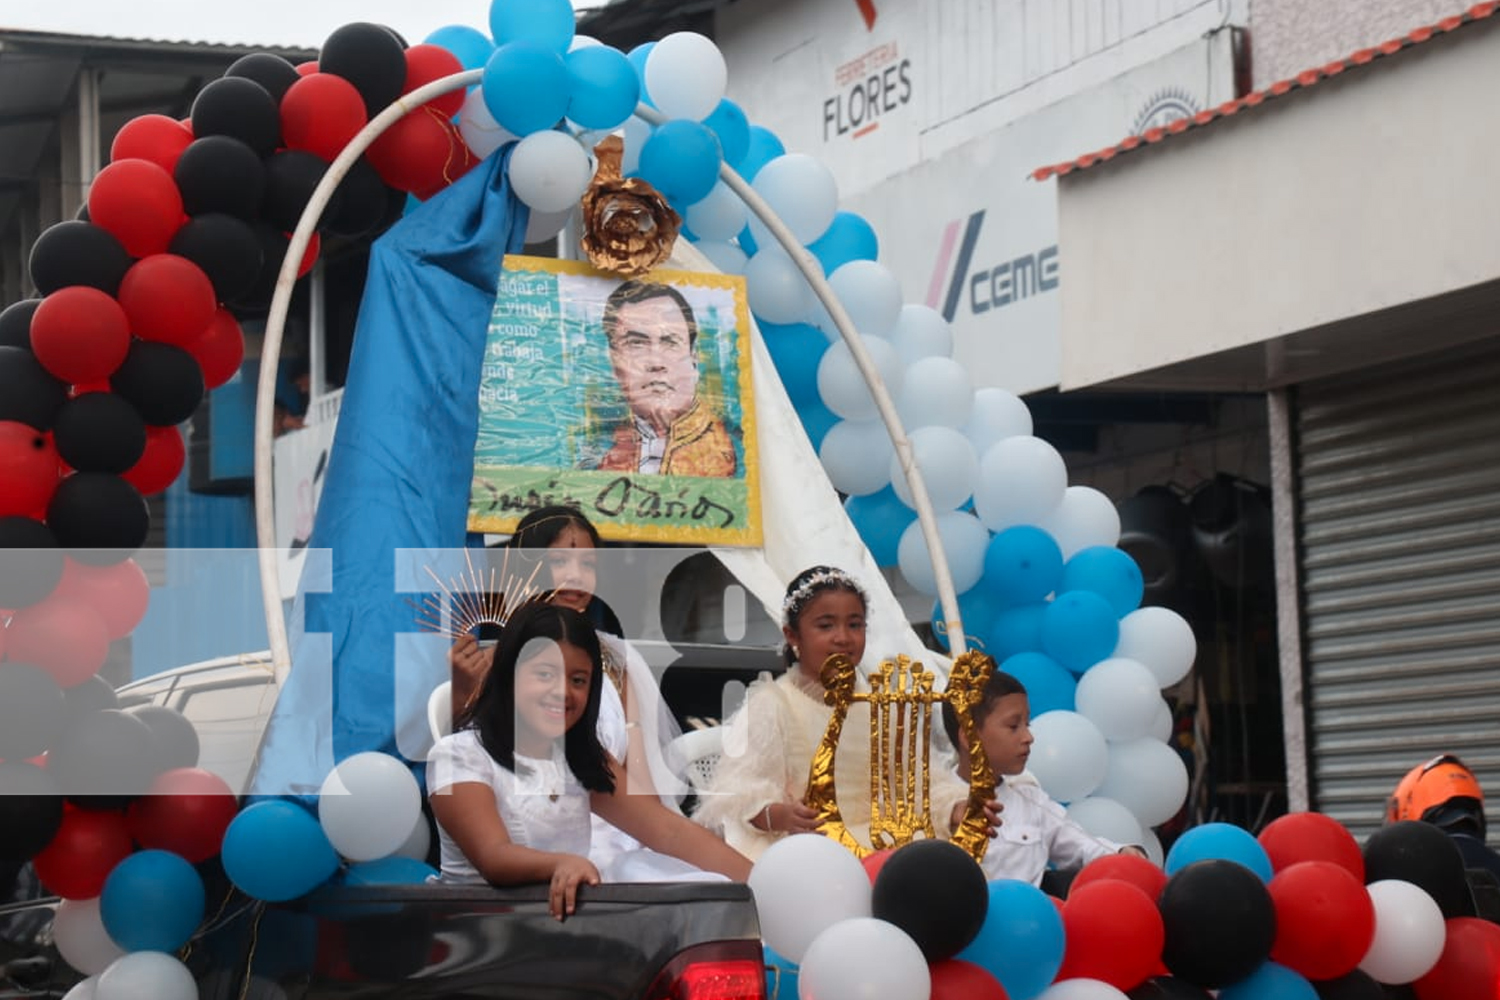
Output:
469,255,761,545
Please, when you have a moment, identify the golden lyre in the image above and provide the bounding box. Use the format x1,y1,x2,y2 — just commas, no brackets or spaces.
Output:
803,650,998,862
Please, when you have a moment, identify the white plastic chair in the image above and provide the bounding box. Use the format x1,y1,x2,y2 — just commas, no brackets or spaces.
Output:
428,680,453,743
665,726,724,793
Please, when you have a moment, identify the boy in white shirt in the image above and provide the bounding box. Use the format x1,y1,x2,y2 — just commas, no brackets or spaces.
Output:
942,669,1148,886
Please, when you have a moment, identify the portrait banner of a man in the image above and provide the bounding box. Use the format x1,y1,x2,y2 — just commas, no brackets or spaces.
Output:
470,255,762,545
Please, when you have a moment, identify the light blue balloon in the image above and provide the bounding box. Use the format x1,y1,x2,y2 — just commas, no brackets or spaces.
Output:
636,119,722,206
482,42,570,137
489,0,574,53
1040,590,1120,674
564,45,639,130
983,525,1064,606
989,602,1047,661
737,221,758,256
424,25,495,71
627,42,657,107
955,879,1065,1000
930,585,1006,655
847,488,917,570
1165,822,1275,883
1060,545,1145,618
735,125,785,180
807,211,879,274
702,99,750,167
100,849,205,953
797,398,838,453
1001,651,1076,716
757,320,827,408
343,856,440,885
1219,961,1318,1000
222,800,341,902
763,944,799,1000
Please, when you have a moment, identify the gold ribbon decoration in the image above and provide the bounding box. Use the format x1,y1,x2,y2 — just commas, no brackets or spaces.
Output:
579,135,681,276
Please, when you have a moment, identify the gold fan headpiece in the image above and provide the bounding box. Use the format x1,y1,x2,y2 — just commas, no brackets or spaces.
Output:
409,548,548,639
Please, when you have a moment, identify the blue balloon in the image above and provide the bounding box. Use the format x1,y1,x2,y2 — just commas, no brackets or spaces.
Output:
343,856,440,885
930,585,1005,654
564,46,639,130
223,800,341,902
734,125,785,181
758,321,827,408
1000,651,1076,716
807,211,880,274
763,944,799,1000
100,849,205,953
982,526,1064,606
845,487,917,570
1060,545,1144,618
636,119,723,206
482,42,570,137
489,0,574,53
1165,823,1275,883
627,42,657,106
702,99,750,168
737,221,758,256
1040,590,1120,674
1220,961,1318,1000
797,398,839,452
988,602,1047,660
424,25,495,71
956,879,1065,1000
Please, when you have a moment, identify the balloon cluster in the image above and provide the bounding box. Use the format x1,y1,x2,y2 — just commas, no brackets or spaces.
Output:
749,816,1500,1000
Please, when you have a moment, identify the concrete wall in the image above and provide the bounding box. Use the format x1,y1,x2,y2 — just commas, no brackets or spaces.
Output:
1249,0,1468,87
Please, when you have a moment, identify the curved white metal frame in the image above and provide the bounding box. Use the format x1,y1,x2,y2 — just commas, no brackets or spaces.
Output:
253,71,967,683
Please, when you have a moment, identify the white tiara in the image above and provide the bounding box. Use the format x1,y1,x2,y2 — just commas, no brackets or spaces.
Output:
782,568,866,625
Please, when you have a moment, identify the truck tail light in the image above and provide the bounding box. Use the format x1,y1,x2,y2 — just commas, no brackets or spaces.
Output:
645,941,766,1000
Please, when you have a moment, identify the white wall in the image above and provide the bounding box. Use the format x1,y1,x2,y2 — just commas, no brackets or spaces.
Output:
1247,0,1467,89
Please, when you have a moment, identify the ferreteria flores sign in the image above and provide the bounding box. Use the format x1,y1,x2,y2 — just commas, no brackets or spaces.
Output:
823,40,912,141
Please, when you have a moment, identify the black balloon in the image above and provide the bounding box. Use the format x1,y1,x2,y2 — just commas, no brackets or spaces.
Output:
49,708,158,798
0,345,69,430
27,220,133,297
1313,969,1387,1000
870,839,989,962
176,135,268,220
1363,820,1476,919
0,763,64,863
53,392,148,474
320,22,408,118
191,76,282,157
263,149,342,233
46,472,150,560
225,52,301,104
62,673,121,726
1158,860,1277,989
1128,977,1216,1000
230,224,295,313
325,158,395,239
128,704,201,773
110,340,205,427
0,298,40,350
169,212,265,303
0,663,66,761
0,516,65,609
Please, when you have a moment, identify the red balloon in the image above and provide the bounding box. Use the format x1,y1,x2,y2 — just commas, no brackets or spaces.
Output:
295,60,319,76
1055,879,1164,991
123,424,186,497
87,158,184,258
187,308,246,390
29,286,132,385
1259,811,1364,881
366,108,470,194
930,959,1009,1000
52,557,150,641
281,73,369,162
0,421,61,517
414,128,479,200
402,44,465,119
297,232,321,278
127,767,240,864
1267,860,1376,981
1414,917,1500,1000
861,848,894,885
4,596,111,688
117,254,218,348
110,114,195,174
32,806,134,899
1070,853,1168,903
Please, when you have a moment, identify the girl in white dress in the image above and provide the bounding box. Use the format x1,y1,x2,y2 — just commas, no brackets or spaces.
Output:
428,600,751,919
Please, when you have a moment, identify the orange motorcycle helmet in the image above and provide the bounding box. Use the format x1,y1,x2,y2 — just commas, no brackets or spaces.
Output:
1386,754,1485,829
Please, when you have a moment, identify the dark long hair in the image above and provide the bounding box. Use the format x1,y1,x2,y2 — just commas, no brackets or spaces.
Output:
456,599,616,794
508,505,625,638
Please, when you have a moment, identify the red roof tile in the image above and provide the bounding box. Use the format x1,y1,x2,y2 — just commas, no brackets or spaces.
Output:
1032,3,1498,181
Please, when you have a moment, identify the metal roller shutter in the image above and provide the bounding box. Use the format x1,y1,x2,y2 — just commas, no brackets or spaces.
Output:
1296,339,1500,840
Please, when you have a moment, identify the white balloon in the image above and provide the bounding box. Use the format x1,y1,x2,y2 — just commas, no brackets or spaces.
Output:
1027,710,1110,804
894,356,974,430
798,918,930,1000
1038,486,1122,560
458,87,518,159
749,154,838,245
1114,606,1197,688
1359,880,1447,984
96,952,196,1000
747,834,871,963
1140,827,1164,867
1075,657,1162,742
1066,796,1144,848
820,419,895,497
695,240,748,275
52,899,125,976
568,34,602,51
1094,736,1189,828
972,434,1068,531
896,511,989,596
889,304,953,363
643,32,727,121
394,810,432,862
62,977,98,1000
1036,979,1131,1000
812,260,903,339
888,426,977,512
686,181,747,242
745,250,812,325
318,751,423,862
508,131,594,214
621,116,652,175
816,336,903,422
523,207,572,244
1147,696,1174,743
964,386,1033,454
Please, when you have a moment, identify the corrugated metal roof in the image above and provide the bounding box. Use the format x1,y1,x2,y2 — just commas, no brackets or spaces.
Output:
0,28,314,58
